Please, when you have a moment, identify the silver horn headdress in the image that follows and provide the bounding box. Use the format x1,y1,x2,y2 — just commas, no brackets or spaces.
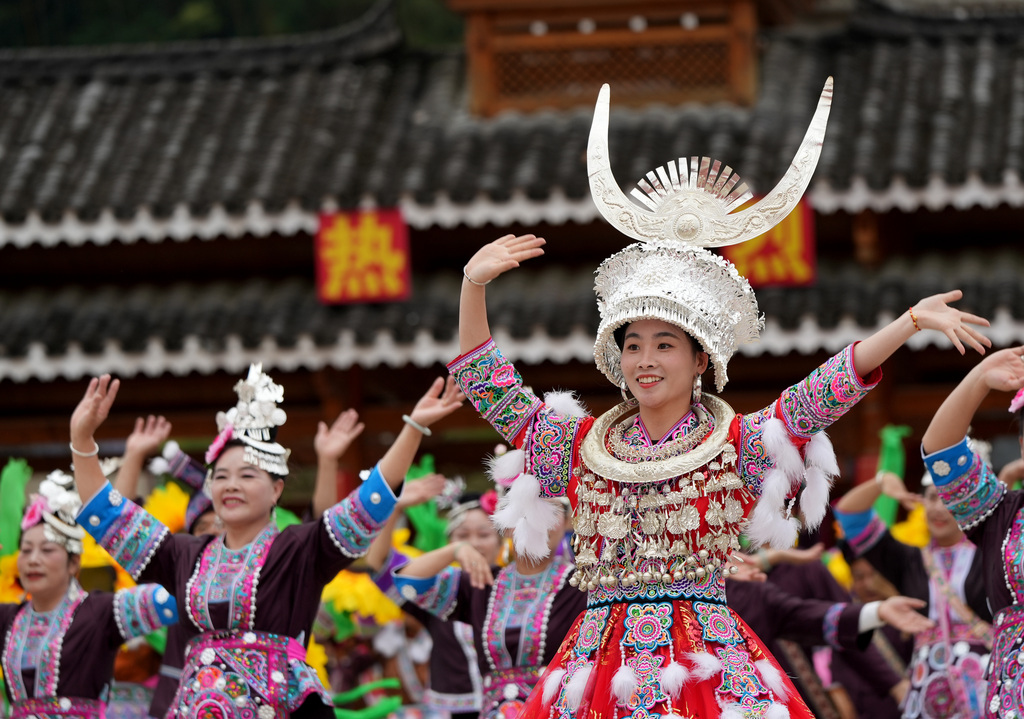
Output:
590,79,833,391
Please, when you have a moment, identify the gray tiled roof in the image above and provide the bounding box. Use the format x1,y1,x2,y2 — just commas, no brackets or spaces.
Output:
0,0,1021,240
3,251,1024,382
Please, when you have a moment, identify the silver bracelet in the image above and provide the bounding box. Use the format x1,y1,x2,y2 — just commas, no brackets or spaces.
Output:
463,265,491,287
402,414,432,437
70,441,100,458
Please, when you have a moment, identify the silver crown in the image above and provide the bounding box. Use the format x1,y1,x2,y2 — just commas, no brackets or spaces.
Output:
214,363,291,476
588,79,833,390
36,471,85,554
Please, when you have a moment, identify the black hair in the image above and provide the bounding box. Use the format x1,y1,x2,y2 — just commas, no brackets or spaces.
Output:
212,439,286,482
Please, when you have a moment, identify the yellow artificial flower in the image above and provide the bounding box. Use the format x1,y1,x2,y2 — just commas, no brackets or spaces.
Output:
322,571,402,626
143,483,189,535
824,549,852,591
0,554,24,603
891,504,929,548
306,635,330,688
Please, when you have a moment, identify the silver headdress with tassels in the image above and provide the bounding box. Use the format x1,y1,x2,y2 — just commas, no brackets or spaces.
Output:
210,363,291,477
22,471,85,555
590,79,833,391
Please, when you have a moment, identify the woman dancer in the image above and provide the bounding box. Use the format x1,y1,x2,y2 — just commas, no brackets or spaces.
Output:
834,470,991,718
921,345,1024,718
368,484,502,719
0,472,178,719
448,80,990,718
393,491,586,719
68,365,463,718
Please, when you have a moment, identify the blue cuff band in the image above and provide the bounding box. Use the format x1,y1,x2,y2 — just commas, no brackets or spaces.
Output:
359,465,399,524
834,507,875,538
921,436,972,486
77,482,119,540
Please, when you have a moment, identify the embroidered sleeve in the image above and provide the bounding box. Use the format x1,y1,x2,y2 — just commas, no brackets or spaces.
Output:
372,547,409,604
834,508,888,556
112,584,179,644
78,481,170,581
448,338,589,499
322,464,398,559
391,564,462,621
923,437,1006,531
738,344,882,488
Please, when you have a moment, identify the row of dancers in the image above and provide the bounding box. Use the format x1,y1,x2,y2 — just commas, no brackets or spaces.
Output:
4,78,1024,719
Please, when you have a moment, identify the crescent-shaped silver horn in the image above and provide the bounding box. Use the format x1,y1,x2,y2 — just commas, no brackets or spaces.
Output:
702,76,833,248
587,78,833,249
587,83,661,243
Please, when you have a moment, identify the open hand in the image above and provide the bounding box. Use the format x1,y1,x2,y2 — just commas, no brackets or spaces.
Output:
314,408,365,462
463,234,546,286
878,596,935,634
409,377,465,428
876,471,921,511
124,415,172,459
71,375,120,446
911,290,991,355
454,542,494,589
398,473,447,510
973,346,1024,394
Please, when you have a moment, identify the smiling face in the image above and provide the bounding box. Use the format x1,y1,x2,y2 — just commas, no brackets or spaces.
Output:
922,485,963,547
209,445,284,529
449,508,501,565
620,319,709,413
17,523,79,600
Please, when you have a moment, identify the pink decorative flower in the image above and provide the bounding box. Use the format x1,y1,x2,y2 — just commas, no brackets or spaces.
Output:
1011,388,1024,414
479,489,498,516
205,424,234,465
21,495,46,531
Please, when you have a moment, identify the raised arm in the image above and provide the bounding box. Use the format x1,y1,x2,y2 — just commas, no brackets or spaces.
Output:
852,290,990,377
459,234,546,354
115,415,172,500
377,377,464,489
70,375,121,503
922,346,1024,454
365,473,446,573
312,408,364,516
834,471,919,515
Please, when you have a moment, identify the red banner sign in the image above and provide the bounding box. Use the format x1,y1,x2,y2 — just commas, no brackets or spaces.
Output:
316,209,411,304
720,200,816,287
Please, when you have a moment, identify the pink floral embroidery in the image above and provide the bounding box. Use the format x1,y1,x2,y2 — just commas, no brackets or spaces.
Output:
1010,388,1024,413
205,424,234,464
21,495,46,531
480,490,498,515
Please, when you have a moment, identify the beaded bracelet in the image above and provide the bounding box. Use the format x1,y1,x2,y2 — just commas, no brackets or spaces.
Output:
908,306,921,332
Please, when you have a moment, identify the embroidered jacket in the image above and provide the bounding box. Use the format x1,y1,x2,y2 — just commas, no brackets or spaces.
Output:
0,582,177,712
77,464,398,718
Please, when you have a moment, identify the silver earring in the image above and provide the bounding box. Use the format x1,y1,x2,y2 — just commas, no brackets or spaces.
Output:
692,375,702,405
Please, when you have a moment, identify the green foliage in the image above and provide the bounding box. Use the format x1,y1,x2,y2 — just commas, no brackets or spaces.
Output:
0,0,462,48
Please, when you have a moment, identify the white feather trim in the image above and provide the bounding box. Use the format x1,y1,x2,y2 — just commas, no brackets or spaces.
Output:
543,669,567,703
766,702,791,719
612,664,638,705
492,472,561,561
804,431,839,476
544,390,588,419
686,651,723,682
162,440,181,460
659,661,690,698
754,659,789,699
487,448,526,487
564,662,593,710
720,703,745,719
148,457,170,476
799,465,830,530
745,501,799,549
759,467,792,508
763,418,803,477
